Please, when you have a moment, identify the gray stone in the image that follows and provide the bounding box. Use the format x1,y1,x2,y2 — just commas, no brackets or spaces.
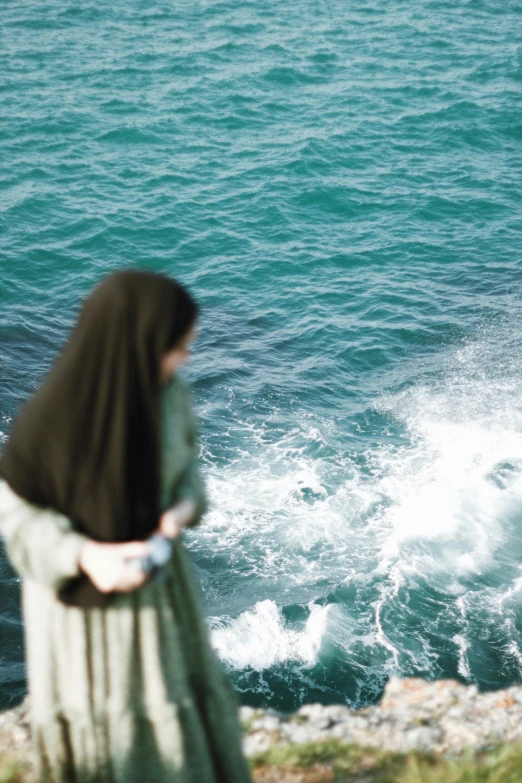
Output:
8,678,522,762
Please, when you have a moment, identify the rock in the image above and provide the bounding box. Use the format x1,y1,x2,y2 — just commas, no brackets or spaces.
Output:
239,677,522,758
240,706,257,723
251,714,282,733
243,731,274,756
0,696,31,752
6,677,522,766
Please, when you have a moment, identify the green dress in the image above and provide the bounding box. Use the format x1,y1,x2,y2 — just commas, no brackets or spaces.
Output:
0,375,251,783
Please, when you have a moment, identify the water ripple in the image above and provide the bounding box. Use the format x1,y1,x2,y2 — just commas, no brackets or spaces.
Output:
1,0,521,710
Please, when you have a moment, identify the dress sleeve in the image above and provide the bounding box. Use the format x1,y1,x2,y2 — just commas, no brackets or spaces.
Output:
171,382,208,527
0,480,88,590
174,460,208,526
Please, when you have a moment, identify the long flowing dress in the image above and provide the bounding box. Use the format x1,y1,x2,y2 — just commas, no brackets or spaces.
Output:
0,375,251,783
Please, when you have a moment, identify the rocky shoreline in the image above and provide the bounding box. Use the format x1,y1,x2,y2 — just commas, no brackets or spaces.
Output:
3,677,522,776
241,677,522,759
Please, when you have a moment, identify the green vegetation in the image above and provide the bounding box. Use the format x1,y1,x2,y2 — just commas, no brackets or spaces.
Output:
4,739,522,782
0,753,30,783
251,739,522,782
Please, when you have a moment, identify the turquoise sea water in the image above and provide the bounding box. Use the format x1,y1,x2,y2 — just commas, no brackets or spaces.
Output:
1,0,521,712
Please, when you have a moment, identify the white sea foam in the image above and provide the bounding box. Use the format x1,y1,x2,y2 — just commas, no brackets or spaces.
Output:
366,330,522,677
453,634,472,680
210,599,329,670
198,430,353,585
197,319,522,682
376,409,522,574
506,642,522,668
498,571,522,608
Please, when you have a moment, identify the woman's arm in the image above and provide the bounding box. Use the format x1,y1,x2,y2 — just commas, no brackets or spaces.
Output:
173,458,208,527
0,480,87,591
173,379,208,527
160,454,208,538
160,377,208,537
0,481,151,593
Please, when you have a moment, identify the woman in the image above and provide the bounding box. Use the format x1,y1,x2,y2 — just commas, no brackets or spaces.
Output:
0,270,251,783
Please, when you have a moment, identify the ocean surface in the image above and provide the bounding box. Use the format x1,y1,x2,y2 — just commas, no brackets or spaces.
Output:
1,0,521,712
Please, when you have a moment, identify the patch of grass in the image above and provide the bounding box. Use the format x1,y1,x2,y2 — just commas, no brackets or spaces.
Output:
251,740,522,782
0,760,27,783
251,740,413,782
240,714,257,734
0,748,32,783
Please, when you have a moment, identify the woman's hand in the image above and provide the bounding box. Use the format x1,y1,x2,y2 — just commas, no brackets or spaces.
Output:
158,499,197,538
79,540,151,593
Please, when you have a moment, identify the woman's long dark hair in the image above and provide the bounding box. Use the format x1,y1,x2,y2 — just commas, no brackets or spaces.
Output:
0,270,198,607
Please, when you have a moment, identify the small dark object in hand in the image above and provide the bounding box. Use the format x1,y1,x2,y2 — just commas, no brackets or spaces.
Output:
127,534,173,575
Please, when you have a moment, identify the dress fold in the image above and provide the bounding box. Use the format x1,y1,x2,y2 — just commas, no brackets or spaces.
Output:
0,376,250,783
